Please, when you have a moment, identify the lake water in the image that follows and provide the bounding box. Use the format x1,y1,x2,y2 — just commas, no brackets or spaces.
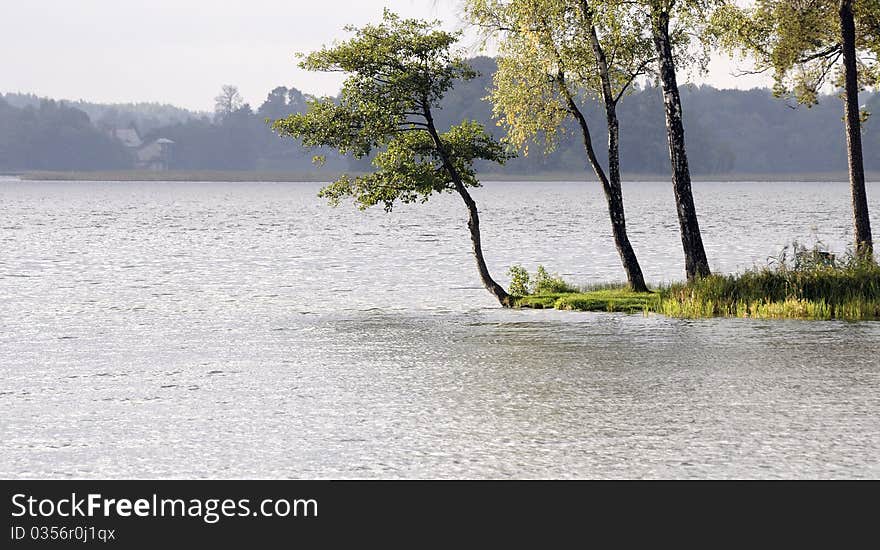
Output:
1,179,878,479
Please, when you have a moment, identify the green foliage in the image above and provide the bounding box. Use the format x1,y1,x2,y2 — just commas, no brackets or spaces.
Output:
315,120,509,211
507,264,578,295
272,10,512,212
710,0,880,106
533,265,578,293
467,0,656,154
507,265,532,296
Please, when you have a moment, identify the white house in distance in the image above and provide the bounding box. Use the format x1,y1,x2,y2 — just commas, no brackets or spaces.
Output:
108,127,174,170
135,138,174,171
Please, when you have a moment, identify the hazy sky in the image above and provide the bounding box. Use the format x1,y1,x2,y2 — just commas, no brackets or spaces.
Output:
2,0,768,111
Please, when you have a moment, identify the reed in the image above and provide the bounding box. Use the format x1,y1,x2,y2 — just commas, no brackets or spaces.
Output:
658,243,880,320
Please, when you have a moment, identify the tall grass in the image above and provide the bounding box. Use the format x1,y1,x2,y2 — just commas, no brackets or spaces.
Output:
658,242,880,320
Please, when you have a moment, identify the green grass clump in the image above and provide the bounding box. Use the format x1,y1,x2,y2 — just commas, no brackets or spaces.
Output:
514,293,563,309
513,287,658,313
555,289,659,313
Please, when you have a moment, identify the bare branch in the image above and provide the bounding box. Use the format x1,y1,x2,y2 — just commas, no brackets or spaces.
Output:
798,44,842,63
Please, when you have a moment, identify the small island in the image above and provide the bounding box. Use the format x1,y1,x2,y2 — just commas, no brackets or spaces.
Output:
510,247,880,320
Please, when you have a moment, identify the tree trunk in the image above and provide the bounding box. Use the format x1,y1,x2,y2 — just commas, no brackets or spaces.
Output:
422,105,512,307
604,142,649,293
840,0,873,257
651,8,711,280
558,72,649,292
457,185,513,307
585,17,649,293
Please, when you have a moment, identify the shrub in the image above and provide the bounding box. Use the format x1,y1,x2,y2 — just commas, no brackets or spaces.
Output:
507,265,531,296
507,264,578,295
533,265,578,294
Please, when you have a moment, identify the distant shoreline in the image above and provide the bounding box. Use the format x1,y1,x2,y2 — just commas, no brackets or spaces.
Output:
7,170,880,183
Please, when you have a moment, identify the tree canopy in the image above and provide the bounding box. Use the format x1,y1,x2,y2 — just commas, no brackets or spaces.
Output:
272,10,513,212
467,0,655,152
712,0,880,106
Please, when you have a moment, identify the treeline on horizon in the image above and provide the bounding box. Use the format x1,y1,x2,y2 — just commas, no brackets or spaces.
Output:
1,56,879,175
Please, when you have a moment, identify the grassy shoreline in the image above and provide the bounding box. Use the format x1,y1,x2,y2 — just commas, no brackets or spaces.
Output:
515,285,880,320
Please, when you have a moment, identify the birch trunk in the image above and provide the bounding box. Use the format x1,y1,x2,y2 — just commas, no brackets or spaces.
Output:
651,7,711,280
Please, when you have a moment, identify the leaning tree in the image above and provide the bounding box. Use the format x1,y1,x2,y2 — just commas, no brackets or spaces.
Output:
713,0,879,257
273,10,515,306
467,0,652,292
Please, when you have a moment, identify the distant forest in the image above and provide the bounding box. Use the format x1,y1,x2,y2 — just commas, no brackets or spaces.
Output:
1,57,878,175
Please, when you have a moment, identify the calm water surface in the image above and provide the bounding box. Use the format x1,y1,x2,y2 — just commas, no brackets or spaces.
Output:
1,180,878,478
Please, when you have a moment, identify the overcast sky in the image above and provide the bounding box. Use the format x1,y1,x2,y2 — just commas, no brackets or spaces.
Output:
2,0,768,111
